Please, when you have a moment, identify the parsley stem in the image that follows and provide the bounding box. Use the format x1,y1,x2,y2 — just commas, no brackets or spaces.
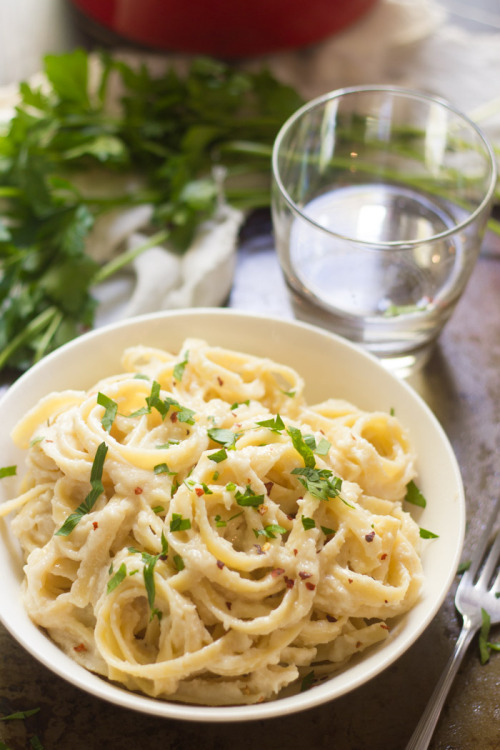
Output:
33,309,64,364
0,306,59,371
94,229,170,283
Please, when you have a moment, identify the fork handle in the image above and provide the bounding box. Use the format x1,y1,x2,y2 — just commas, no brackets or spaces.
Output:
405,621,476,750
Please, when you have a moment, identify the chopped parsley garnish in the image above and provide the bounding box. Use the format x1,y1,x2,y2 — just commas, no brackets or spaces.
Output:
281,389,295,398
130,381,195,424
321,525,335,536
287,425,315,468
156,439,180,448
253,523,287,539
97,392,118,432
419,527,439,539
215,511,243,527
225,482,237,492
235,485,265,507
152,505,165,514
255,414,285,433
170,513,192,532
209,448,228,463
207,428,240,448
301,515,316,530
153,462,175,475
291,466,344,503
128,532,168,619
107,562,127,594
173,554,185,571
230,400,250,410
315,437,331,456
173,351,189,381
0,465,16,479
300,670,315,692
457,560,471,574
405,480,427,508
56,442,108,536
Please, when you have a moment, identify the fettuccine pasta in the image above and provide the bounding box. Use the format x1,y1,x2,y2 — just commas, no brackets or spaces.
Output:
4,339,423,705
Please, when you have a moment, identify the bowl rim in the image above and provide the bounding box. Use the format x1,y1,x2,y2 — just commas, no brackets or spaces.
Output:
0,308,466,722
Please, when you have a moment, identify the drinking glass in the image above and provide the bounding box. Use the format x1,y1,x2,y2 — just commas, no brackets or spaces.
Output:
271,86,497,376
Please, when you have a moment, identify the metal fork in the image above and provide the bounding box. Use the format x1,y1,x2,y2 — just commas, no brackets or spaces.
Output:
405,497,500,750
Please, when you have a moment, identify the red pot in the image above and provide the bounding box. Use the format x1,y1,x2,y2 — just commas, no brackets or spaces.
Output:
70,0,378,58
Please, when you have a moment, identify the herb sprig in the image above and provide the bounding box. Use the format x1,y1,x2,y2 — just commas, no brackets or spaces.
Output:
0,50,303,373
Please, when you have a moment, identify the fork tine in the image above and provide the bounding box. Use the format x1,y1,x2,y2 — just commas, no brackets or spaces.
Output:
476,530,500,589
461,497,500,585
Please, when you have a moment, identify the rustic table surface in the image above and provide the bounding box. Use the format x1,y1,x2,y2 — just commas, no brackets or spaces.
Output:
0,2,499,749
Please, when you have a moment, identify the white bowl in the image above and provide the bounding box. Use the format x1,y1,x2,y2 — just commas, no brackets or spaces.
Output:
0,309,465,722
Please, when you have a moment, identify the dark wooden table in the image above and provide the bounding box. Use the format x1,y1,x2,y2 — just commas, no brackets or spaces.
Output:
1,3,499,749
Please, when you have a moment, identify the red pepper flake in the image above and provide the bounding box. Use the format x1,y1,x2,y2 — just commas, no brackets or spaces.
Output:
348,578,353,584
134,487,143,495
254,544,264,555
305,582,316,591
216,560,225,569
365,531,376,542
380,553,388,560
258,504,268,516
217,376,224,386
264,481,274,495
170,412,178,423
226,601,232,610
326,615,338,623
293,549,298,556
74,643,87,652
284,576,295,589
380,624,390,631
92,521,99,530
45,439,54,443
299,571,312,580
271,568,285,577
355,641,362,648
195,487,204,497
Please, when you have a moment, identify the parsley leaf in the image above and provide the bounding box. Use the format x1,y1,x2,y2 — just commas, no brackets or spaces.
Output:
209,448,228,463
107,562,127,594
55,442,108,535
0,465,17,479
170,513,192,532
253,523,287,539
255,414,285,433
235,485,265,507
405,480,427,508
207,428,239,448
419,527,439,539
287,426,315,468
291,466,344,503
97,392,118,433
173,351,189,381
301,515,316,530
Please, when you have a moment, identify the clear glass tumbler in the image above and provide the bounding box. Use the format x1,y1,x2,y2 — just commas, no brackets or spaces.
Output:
271,86,497,376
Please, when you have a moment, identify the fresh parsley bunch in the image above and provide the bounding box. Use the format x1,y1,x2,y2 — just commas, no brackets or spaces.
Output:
0,49,302,374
